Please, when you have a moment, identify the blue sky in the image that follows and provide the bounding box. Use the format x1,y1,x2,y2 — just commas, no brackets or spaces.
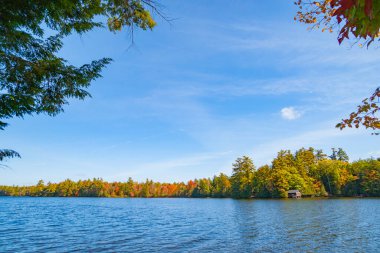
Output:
1,0,379,185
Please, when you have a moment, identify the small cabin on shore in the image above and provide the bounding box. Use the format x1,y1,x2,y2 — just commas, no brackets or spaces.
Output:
288,190,301,199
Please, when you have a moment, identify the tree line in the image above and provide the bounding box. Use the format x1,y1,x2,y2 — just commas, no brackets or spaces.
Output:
1,147,379,198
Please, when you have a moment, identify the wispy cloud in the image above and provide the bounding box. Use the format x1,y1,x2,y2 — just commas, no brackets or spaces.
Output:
2,2,379,185
367,150,380,158
110,151,233,182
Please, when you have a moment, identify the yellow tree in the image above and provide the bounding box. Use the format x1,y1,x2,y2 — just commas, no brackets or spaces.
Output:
230,156,255,198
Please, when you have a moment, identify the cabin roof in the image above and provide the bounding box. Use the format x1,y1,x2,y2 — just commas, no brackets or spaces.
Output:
288,190,300,193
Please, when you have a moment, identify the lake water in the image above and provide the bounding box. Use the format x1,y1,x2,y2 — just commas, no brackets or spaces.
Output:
0,197,379,252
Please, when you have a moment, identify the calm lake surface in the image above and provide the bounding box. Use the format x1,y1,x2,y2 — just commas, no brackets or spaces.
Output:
0,197,379,252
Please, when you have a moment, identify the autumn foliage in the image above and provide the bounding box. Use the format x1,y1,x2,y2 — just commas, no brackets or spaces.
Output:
295,1,380,134
1,147,379,198
337,87,380,134
295,0,380,46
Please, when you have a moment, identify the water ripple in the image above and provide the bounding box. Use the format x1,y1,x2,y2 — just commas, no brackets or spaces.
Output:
0,198,379,252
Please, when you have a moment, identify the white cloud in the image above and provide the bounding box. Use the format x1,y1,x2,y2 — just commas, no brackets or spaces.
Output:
281,107,301,120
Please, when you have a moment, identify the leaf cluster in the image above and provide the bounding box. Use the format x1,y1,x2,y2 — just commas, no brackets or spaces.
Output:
0,1,159,159
336,87,380,134
295,0,380,46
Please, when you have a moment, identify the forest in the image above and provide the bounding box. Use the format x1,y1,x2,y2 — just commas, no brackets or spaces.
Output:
1,148,379,199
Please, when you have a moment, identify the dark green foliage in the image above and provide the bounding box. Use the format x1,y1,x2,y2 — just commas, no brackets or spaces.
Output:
0,149,21,161
315,149,328,161
337,148,349,162
0,0,157,159
329,148,349,161
330,148,338,160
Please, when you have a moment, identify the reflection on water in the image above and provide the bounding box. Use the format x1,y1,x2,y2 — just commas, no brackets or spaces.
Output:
0,197,379,252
